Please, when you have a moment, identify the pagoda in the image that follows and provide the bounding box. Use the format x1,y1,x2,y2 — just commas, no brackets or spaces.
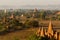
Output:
36,21,59,40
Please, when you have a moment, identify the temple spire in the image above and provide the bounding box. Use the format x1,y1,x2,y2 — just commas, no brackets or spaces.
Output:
47,21,53,36
36,27,41,36
21,14,24,17
40,27,44,37
4,9,7,13
10,13,14,19
55,32,58,40
3,17,6,23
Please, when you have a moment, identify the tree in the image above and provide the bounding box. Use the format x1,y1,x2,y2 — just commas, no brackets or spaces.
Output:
25,20,39,28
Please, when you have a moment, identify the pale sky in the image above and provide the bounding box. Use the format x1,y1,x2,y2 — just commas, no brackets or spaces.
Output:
0,0,60,6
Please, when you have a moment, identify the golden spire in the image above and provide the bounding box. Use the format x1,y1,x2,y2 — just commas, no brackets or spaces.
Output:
47,21,53,36
36,27,41,36
40,27,45,37
45,29,48,35
54,32,57,39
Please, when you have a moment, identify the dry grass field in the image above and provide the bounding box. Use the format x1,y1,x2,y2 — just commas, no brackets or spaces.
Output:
0,28,38,40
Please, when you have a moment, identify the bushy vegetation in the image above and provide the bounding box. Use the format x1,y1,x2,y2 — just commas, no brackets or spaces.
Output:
0,18,39,34
25,20,39,28
14,36,20,40
27,34,56,40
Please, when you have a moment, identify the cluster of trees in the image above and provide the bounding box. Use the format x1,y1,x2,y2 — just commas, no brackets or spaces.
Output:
0,18,39,34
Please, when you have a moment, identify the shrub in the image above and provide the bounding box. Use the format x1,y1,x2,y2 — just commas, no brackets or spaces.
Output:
27,34,41,40
27,34,56,40
25,20,39,28
14,36,19,40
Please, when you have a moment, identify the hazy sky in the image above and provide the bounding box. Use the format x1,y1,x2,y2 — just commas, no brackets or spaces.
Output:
0,0,60,6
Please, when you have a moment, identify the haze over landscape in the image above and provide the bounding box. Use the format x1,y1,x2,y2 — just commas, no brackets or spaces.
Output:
0,0,60,9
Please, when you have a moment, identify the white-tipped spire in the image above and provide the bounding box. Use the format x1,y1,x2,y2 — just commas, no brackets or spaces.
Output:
21,14,23,17
40,27,44,37
4,9,7,13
